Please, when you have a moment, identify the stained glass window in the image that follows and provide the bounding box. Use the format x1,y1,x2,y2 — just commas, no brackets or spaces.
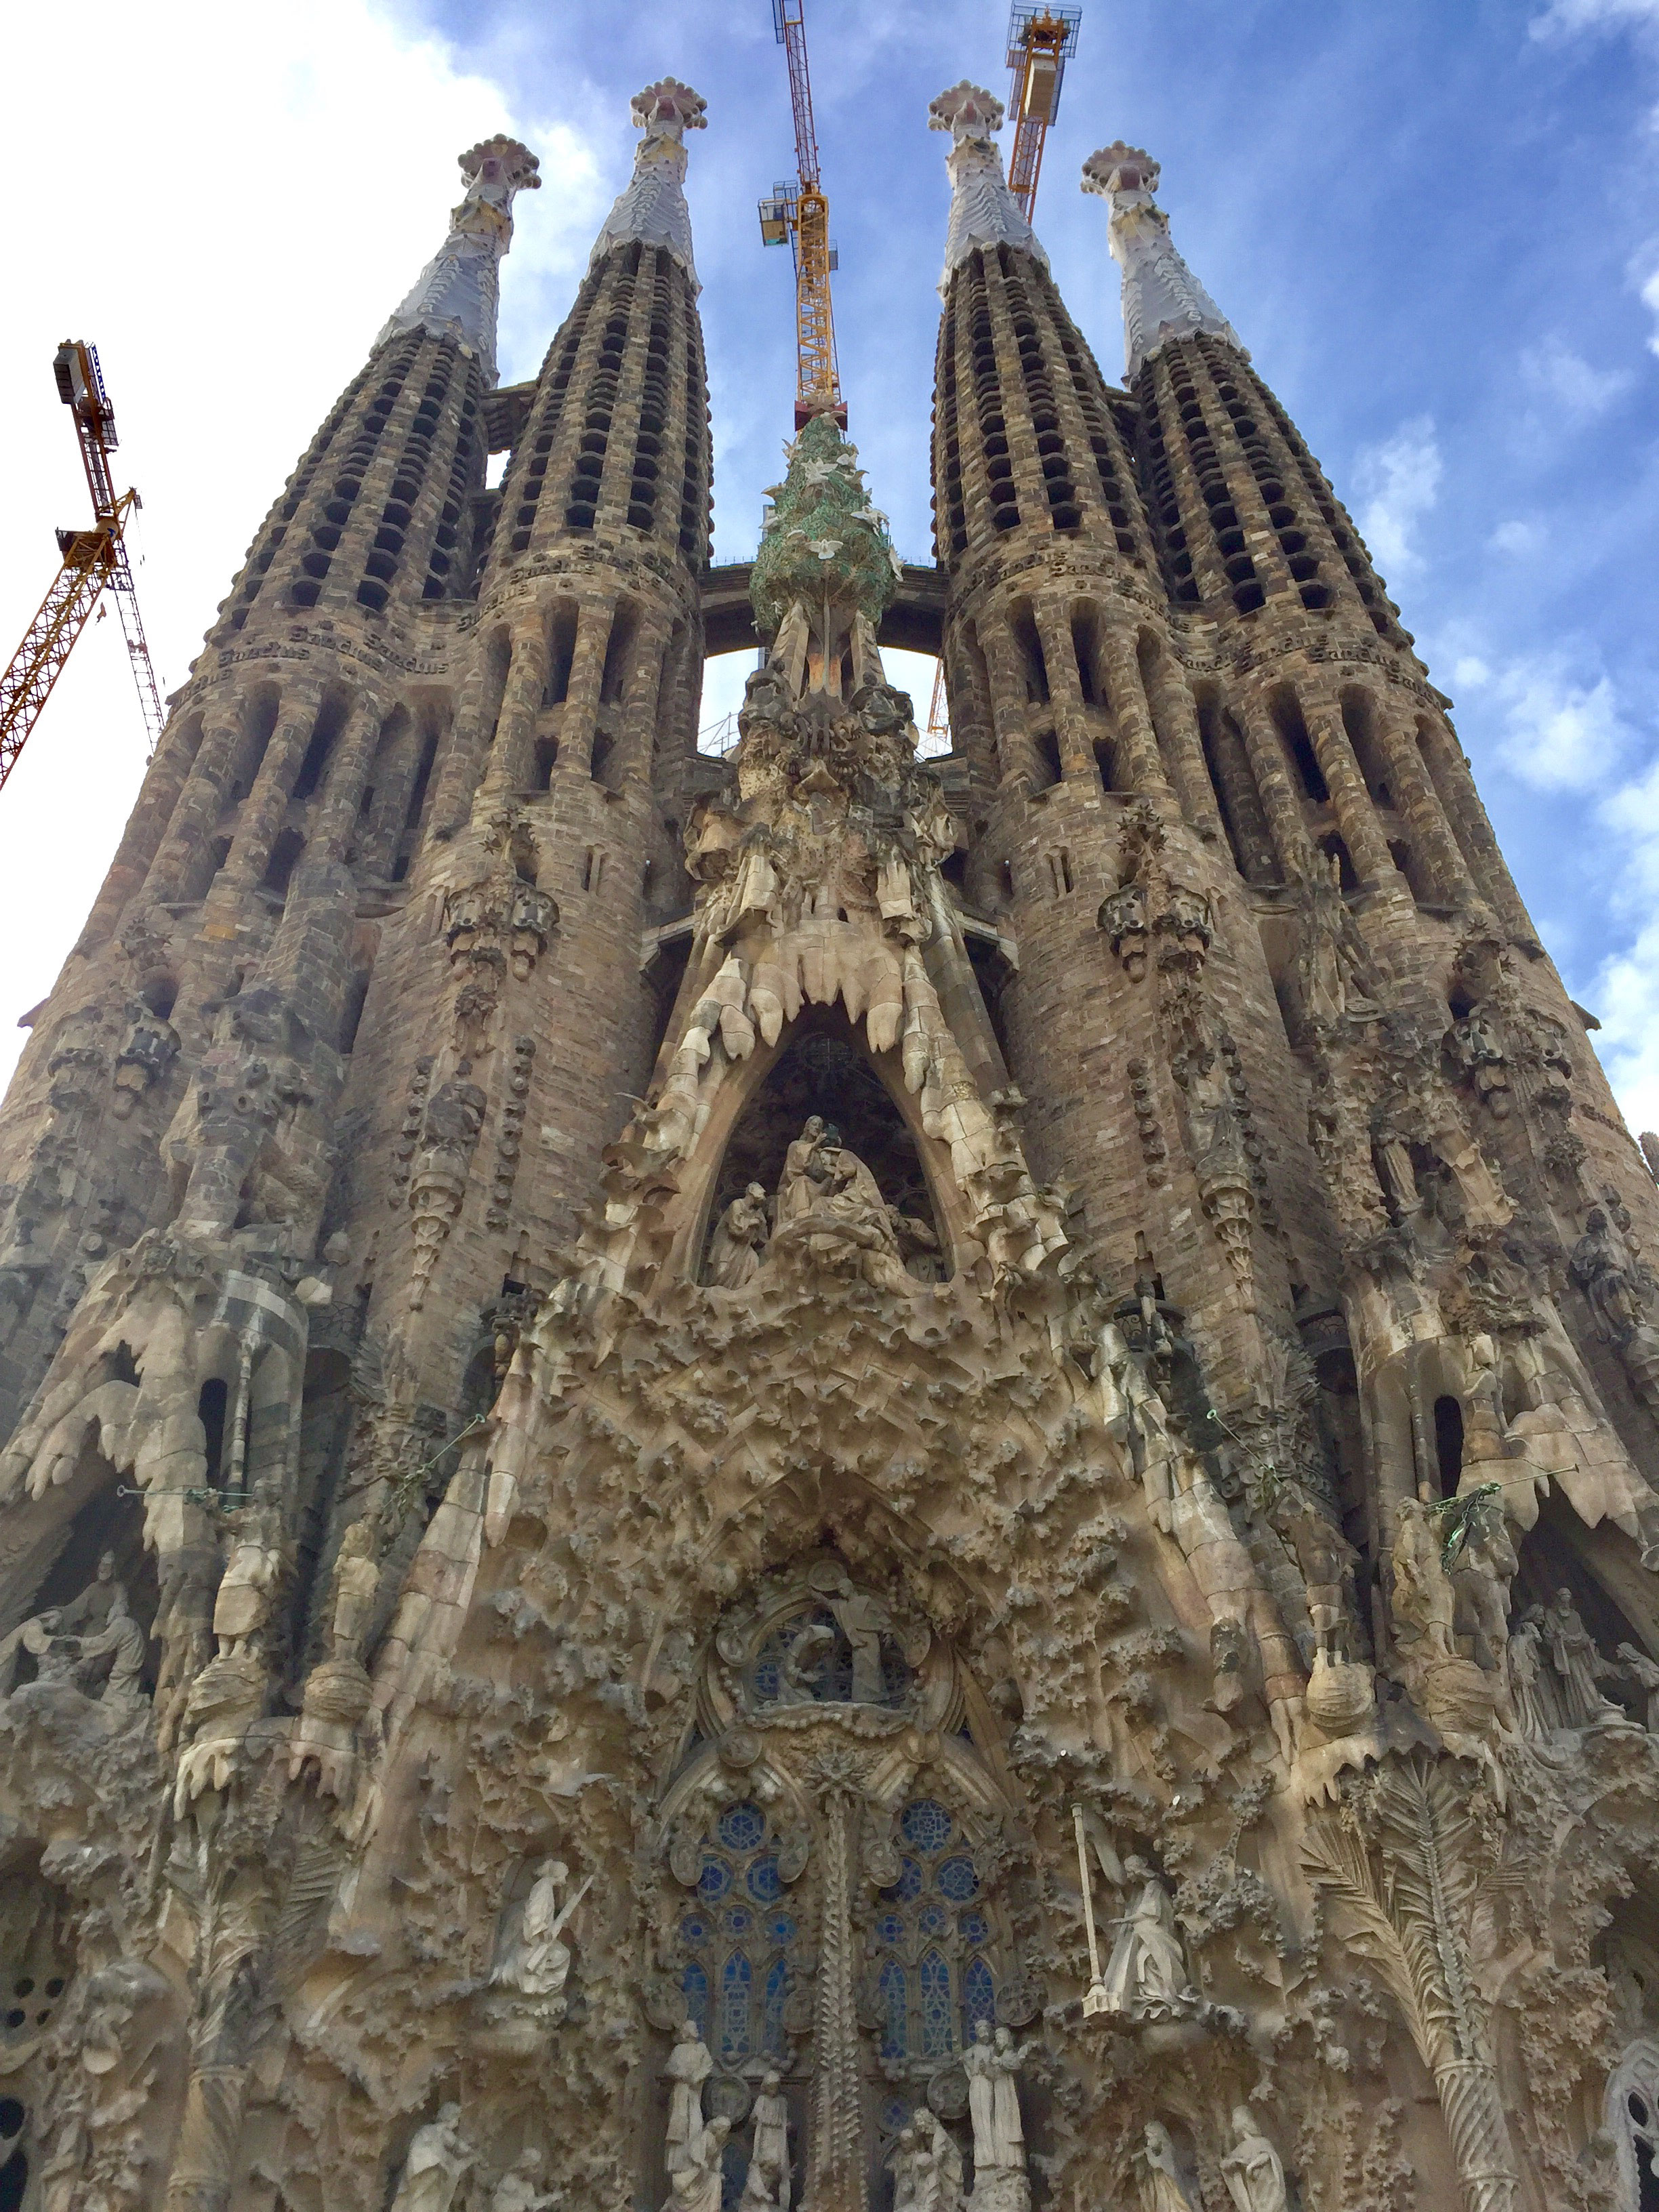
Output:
676,1801,800,2062
866,1797,997,2062
750,1604,911,1708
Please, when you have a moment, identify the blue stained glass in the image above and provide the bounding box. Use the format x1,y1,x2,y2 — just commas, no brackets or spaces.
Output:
718,1803,766,1852
936,1856,979,1901
962,1957,996,2044
769,1914,797,1944
901,1800,954,1855
960,1911,989,1946
876,1912,905,1946
920,1947,954,2056
680,1916,709,1946
724,1908,752,1936
719,1952,752,2061
919,1903,947,1936
879,1958,909,2059
699,1858,732,1900
747,1856,781,1902
882,2097,912,2135
890,1857,923,1902
753,1654,781,1702
763,1955,790,2055
682,1960,710,2034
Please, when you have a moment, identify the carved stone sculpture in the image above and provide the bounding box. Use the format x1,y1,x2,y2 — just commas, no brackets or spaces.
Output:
1507,1607,1564,1739
1136,2121,1197,2211
666,2115,731,2212
390,2106,473,2212
964,2020,1030,2205
1100,1861,1195,2021
1569,1204,1659,1415
326,1515,382,1662
739,2072,792,2211
708,1184,771,1289
666,2018,714,2161
1220,2106,1288,2212
893,2110,964,2212
1543,1587,1620,1727
1618,1642,1659,1731
491,1856,590,2006
488,2149,556,2212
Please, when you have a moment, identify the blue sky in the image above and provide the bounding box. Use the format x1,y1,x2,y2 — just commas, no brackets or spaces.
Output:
2,0,1658,1128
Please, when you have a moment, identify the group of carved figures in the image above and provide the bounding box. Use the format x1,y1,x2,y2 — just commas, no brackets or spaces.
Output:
661,2017,1029,2212
388,2110,554,2212
0,1550,146,1709
1138,2109,1288,2212
706,1115,937,1291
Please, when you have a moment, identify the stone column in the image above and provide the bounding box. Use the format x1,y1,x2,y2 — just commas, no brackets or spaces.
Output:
1371,701,1475,905
1139,648,1226,842
1097,625,1174,800
1033,600,1094,779
312,695,386,863
485,620,552,798
141,704,247,904
1303,693,1395,885
214,679,327,896
555,600,616,783
1235,697,1315,880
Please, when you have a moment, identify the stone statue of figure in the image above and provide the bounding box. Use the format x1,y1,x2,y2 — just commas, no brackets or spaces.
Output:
491,1858,592,2003
1543,1588,1618,1727
326,1517,381,1664
1220,2107,1288,2212
893,2110,963,2212
390,2106,473,2212
810,1563,893,1704
1618,1643,1659,1732
708,1185,771,1289
1569,1206,1651,1343
212,1505,283,1658
489,2150,555,2212
56,1549,126,1637
1101,1861,1194,2021
964,2020,1029,2176
738,2071,791,2211
1136,2121,1196,2212
666,2116,731,2212
1448,1492,1517,1676
78,1585,147,1706
776,1120,898,1249
1507,1607,1563,1740
1388,1497,1457,1662
665,2019,714,2160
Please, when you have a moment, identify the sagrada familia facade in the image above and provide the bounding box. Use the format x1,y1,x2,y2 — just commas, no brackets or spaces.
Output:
0,57,1657,2212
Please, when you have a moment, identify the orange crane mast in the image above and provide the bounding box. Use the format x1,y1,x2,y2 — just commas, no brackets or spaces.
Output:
928,5,1082,751
757,0,846,431
0,340,165,794
1006,5,1082,223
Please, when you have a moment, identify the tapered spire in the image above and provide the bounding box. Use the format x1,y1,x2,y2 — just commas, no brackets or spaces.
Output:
590,78,708,291
929,81,1048,294
1082,142,1242,378
376,135,541,387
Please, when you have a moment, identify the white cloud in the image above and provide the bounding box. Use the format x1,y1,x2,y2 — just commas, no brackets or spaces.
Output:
1354,415,1441,577
1531,0,1659,37
1453,653,1494,689
1488,518,1546,556
0,0,607,1099
1488,651,1635,790
1641,264,1659,358
1519,335,1634,419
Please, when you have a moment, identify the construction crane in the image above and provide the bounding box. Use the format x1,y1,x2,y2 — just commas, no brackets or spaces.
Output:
0,340,165,794
1006,5,1082,223
925,6,1082,752
756,0,846,432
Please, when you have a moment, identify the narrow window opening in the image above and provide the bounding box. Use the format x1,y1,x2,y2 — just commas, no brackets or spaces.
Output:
1093,736,1118,794
339,970,371,1055
1031,729,1062,792
1433,1395,1464,1500
533,736,558,790
1070,615,1097,705
1012,606,1049,704
141,976,177,1020
198,1379,229,1488
590,731,615,786
261,827,306,899
1319,832,1358,893
999,860,1015,903
546,605,577,705
1059,849,1074,894
1271,689,1330,804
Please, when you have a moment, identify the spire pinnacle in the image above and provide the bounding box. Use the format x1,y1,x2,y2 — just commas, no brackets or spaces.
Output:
590,79,708,293
377,136,540,388
1082,142,1242,380
930,82,1048,295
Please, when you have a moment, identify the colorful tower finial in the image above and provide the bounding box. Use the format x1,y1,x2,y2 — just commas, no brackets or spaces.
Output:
1082,141,1242,377
930,81,1048,295
590,78,708,291
377,136,541,387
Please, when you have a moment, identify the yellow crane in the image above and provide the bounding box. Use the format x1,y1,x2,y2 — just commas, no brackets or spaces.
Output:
757,0,846,430
927,6,1082,751
0,340,165,794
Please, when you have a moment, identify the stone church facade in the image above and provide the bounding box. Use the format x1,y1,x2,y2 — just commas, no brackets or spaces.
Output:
0,61,1656,2212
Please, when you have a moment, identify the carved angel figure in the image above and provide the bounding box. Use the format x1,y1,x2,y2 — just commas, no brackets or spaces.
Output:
1388,1497,1457,1662
1101,1862,1194,2021
491,1858,591,2004
390,2106,472,2212
1220,2107,1288,2212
